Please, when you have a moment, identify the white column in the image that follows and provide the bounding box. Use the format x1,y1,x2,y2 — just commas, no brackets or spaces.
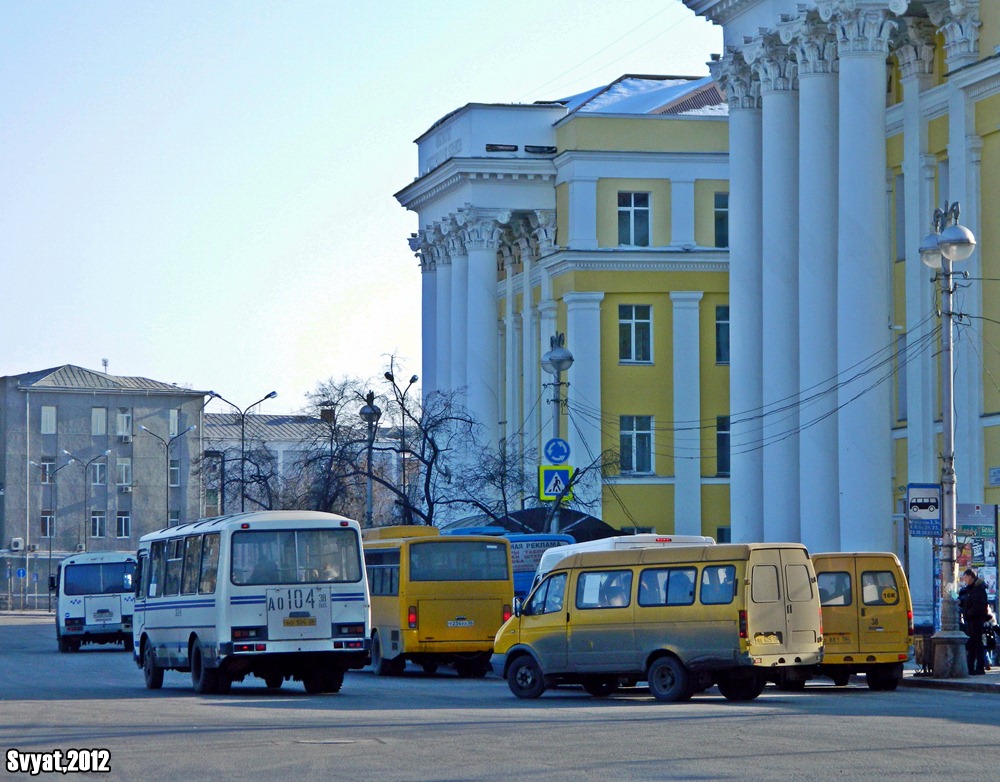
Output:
710,53,763,543
434,246,453,394
898,20,939,625
520,249,538,461
416,251,437,397
566,178,598,250
822,3,896,551
671,291,703,535
447,230,469,397
458,209,507,449
565,292,604,511
747,35,800,542
670,179,696,249
784,18,840,552
503,256,520,445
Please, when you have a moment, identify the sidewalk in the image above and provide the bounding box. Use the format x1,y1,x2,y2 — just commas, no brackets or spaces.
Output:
900,663,1000,693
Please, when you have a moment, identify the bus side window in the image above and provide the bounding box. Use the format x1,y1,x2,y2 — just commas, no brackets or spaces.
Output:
181,535,203,595
199,533,220,595
135,556,146,599
148,540,166,598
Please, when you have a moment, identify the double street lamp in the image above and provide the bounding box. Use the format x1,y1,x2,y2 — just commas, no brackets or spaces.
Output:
385,371,418,522
209,390,277,512
62,449,112,553
359,391,382,527
541,332,574,533
919,201,977,678
29,458,75,610
139,424,197,525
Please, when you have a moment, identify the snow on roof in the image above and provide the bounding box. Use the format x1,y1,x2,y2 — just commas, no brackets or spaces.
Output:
554,74,726,116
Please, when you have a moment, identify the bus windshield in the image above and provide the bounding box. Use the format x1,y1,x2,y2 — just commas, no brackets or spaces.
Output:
232,528,362,585
64,562,135,596
409,540,509,582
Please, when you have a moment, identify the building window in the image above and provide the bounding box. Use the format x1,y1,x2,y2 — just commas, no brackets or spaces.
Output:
169,459,180,487
620,415,653,474
116,408,132,438
619,305,652,363
91,462,107,486
618,192,650,247
117,458,132,487
717,415,731,477
41,511,54,539
714,192,729,248
169,408,180,437
39,460,55,484
168,510,181,526
716,306,730,364
91,407,107,436
116,511,131,539
41,406,57,435
91,511,107,538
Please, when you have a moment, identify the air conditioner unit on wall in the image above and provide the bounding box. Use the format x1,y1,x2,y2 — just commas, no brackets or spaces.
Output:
120,434,132,443
120,485,132,494
10,537,24,551
75,544,86,552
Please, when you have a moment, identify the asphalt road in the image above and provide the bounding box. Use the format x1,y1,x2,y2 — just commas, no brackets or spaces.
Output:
2,612,999,781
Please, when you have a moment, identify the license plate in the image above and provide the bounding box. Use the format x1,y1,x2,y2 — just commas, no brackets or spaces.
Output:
826,633,851,644
447,620,474,628
283,616,317,627
753,632,782,645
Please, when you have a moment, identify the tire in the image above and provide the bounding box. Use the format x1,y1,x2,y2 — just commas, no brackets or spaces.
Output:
265,675,283,690
371,632,404,676
829,670,851,687
57,633,71,654
124,636,135,653
506,655,546,699
142,641,164,690
191,643,221,695
455,660,491,679
717,671,766,701
647,656,692,702
302,671,328,694
582,677,619,697
324,670,345,693
867,667,899,692
420,663,439,675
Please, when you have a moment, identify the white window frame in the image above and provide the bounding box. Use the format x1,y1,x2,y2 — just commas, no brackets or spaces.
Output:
617,191,650,247
91,407,107,436
41,406,57,435
619,304,652,363
169,458,181,487
90,511,107,539
116,408,132,437
116,511,131,539
40,511,54,539
91,462,107,486
620,415,654,475
169,408,180,437
40,460,55,484
117,458,132,487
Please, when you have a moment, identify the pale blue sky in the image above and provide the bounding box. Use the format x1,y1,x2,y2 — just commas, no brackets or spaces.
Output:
1,1,721,413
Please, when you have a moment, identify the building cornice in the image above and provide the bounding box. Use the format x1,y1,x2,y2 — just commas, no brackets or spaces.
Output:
542,249,730,277
395,158,556,212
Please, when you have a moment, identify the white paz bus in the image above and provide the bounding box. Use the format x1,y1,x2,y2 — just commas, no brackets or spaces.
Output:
51,550,136,653
132,511,370,694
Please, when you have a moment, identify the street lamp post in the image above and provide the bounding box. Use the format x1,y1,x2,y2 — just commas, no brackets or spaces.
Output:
385,371,418,522
209,390,277,512
139,424,197,525
541,332,574,533
63,449,112,553
29,458,76,611
920,201,977,678
359,391,382,528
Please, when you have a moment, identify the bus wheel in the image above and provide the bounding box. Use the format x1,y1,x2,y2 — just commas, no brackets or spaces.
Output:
303,671,329,694
717,671,765,701
124,636,134,653
191,644,222,694
648,657,692,702
142,642,164,690
265,676,283,690
371,632,403,676
421,662,439,675
57,634,72,654
583,676,619,697
506,655,545,699
324,670,345,693
829,670,851,687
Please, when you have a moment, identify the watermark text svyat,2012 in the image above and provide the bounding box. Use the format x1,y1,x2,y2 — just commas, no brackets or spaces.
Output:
6,749,110,775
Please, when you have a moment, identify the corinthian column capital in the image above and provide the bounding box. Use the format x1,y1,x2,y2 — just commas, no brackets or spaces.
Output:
455,207,510,251
893,17,937,79
819,2,897,57
709,49,762,110
780,13,838,76
927,0,981,68
743,34,797,93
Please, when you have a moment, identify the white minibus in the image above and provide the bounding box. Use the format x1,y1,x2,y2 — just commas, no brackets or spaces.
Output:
531,534,716,592
51,550,136,653
132,510,370,694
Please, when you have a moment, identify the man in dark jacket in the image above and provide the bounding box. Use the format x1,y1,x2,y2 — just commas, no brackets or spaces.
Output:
959,567,990,675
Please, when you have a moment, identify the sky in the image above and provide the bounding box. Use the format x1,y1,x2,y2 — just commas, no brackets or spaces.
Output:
0,1,722,416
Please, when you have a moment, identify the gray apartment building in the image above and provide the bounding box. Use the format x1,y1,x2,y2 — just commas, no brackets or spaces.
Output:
0,366,207,583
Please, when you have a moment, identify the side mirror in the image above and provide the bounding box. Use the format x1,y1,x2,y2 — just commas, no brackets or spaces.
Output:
513,596,522,618
48,575,57,592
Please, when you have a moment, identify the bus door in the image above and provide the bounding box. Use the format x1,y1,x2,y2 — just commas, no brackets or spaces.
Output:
855,561,907,652
747,549,818,654
134,552,148,642
518,572,568,671
567,569,635,672
265,584,333,641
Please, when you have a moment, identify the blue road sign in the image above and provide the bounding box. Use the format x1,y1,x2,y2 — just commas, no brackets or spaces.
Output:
544,438,570,465
539,465,574,501
16,567,26,579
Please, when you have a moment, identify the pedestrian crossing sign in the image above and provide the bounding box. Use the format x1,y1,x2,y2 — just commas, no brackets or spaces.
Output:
539,465,573,501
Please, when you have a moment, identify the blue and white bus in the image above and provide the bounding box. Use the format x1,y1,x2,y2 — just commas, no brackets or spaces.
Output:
132,510,370,694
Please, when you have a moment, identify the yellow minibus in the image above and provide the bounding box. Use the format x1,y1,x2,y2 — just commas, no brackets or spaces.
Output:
495,543,823,701
363,526,513,677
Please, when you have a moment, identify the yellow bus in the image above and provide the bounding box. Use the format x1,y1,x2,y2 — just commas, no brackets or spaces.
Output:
363,526,513,677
